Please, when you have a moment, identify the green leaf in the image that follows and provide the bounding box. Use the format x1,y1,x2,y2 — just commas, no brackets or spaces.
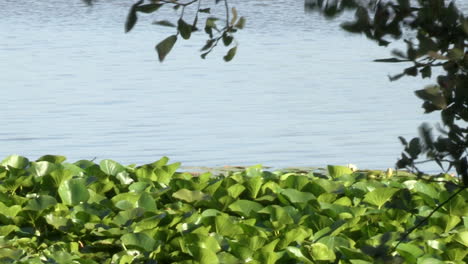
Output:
172,188,208,203
199,8,211,13
178,18,192,40
246,175,263,199
280,188,315,204
227,183,246,198
1,155,29,169
228,199,263,218
454,230,468,247
121,232,156,252
125,0,143,33
100,159,125,176
152,20,176,27
215,214,243,237
223,46,237,62
0,225,19,236
396,243,424,263
136,3,163,13
58,178,90,206
156,35,177,62
285,247,313,264
235,17,246,29
36,155,66,163
363,187,398,209
308,242,336,261
0,202,22,218
29,161,55,177
24,195,57,211
138,192,157,212
327,165,353,178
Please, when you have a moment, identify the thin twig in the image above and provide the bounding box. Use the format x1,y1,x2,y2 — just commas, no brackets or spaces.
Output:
392,186,467,252
224,0,230,27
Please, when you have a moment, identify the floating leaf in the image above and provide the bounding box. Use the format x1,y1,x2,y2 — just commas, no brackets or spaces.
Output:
1,155,29,169
228,199,263,217
280,188,315,204
121,232,156,252
363,187,398,209
172,188,208,203
58,178,90,206
24,195,57,211
309,243,336,261
327,165,353,178
100,159,125,177
36,155,66,164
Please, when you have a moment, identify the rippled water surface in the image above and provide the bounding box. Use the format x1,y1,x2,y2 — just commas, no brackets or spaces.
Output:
2,0,464,170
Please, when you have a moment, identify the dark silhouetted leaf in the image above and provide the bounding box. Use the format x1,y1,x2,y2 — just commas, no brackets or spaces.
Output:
125,0,143,33
223,46,237,62
156,35,177,62
152,20,176,27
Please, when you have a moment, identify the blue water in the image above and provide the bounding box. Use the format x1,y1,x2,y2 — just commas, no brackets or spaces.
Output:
2,0,460,171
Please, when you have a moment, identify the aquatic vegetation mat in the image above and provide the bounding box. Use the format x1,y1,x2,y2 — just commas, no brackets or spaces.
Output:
0,155,467,263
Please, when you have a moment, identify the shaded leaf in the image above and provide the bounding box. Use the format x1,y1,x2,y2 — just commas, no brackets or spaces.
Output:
156,35,177,62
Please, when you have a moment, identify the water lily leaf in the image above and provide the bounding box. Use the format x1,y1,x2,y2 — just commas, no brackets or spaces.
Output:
246,176,263,198
227,183,246,198
215,214,243,237
446,247,468,261
58,178,90,206
309,242,336,261
116,171,134,185
414,182,438,198
338,246,372,261
363,187,398,209
396,243,424,263
29,161,55,177
24,195,57,211
454,231,468,247
280,188,315,204
228,241,253,261
138,192,157,212
0,202,22,219
194,247,219,264
172,189,208,203
112,192,141,210
445,194,468,217
0,225,18,236
36,155,66,164
285,247,313,264
327,165,353,178
1,155,29,169
100,159,125,177
228,200,263,218
121,232,156,252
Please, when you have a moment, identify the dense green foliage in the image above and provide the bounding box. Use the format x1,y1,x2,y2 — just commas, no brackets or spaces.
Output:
1,155,466,263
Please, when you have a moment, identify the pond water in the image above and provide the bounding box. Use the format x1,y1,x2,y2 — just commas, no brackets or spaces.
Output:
1,0,463,171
